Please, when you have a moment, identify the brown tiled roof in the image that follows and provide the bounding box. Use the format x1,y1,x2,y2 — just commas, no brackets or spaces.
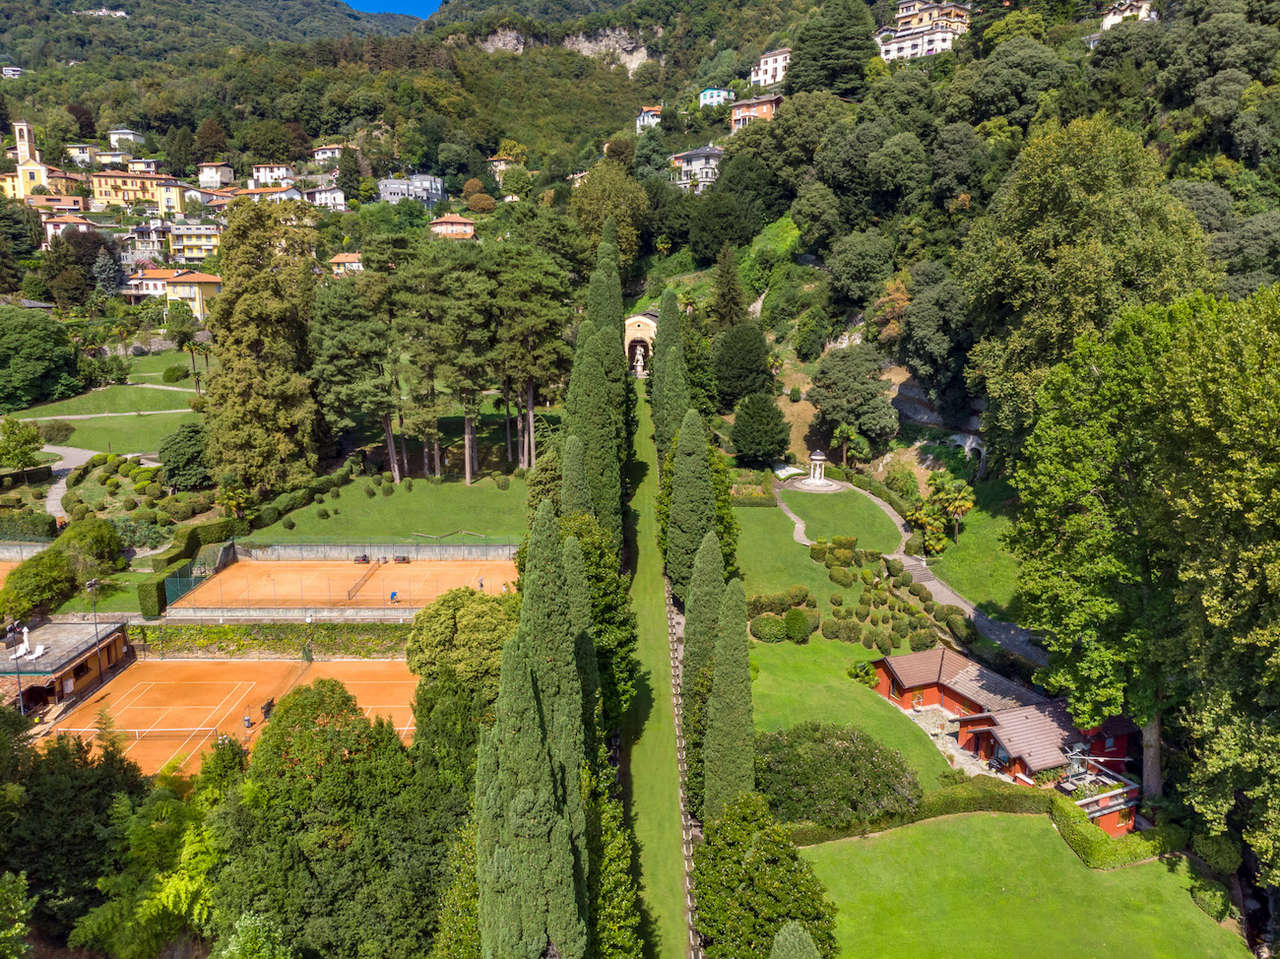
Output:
329,252,361,263
878,647,1044,713
978,700,1081,773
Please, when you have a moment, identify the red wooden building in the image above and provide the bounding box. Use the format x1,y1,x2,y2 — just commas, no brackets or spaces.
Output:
872,648,1140,835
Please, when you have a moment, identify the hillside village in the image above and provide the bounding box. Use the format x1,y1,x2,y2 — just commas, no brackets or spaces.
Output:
0,0,1275,956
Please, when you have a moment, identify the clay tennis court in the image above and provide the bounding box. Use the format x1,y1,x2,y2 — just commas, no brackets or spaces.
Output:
0,562,16,591
170,558,517,610
52,658,418,774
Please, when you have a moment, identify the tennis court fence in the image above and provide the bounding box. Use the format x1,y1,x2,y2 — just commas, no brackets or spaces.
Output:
233,542,517,562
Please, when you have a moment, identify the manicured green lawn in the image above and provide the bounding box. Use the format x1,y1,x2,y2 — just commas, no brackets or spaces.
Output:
127,349,213,378
929,479,1022,619
64,413,200,453
778,489,902,555
751,637,953,792
624,397,686,959
252,474,529,544
19,385,195,418
734,506,860,605
805,814,1249,959
55,570,150,614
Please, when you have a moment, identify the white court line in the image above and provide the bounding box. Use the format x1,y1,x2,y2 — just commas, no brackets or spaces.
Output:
110,680,157,714
158,680,256,771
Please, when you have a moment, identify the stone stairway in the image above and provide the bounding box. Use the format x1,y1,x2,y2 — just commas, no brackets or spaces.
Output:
665,581,704,959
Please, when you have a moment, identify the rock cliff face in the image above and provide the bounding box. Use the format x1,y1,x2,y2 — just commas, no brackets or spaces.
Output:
479,27,527,53
562,27,650,74
473,26,651,73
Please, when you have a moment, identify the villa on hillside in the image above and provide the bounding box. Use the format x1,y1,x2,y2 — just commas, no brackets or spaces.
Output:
871,647,1141,835
635,105,663,135
877,0,971,61
730,95,783,132
1085,0,1158,48
429,213,476,240
699,87,734,108
197,161,234,190
328,251,363,275
670,144,724,193
750,48,791,87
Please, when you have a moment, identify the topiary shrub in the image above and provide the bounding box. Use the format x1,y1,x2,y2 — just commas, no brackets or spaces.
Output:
1190,878,1234,922
830,593,843,607
789,386,801,403
121,496,137,511
829,566,854,588
827,547,855,567
909,582,932,601
831,536,857,551
316,508,330,519
903,530,924,556
381,484,394,496
402,477,413,492
821,618,840,640
495,474,510,491
381,472,394,485
809,542,828,562
750,614,788,644
70,504,89,522
162,364,190,383
255,506,280,528
909,630,938,652
885,558,904,577
875,634,893,656
837,620,862,644
364,484,376,498
1192,833,1243,876
371,474,383,487
891,618,911,639
946,614,977,643
282,516,296,530
783,607,809,643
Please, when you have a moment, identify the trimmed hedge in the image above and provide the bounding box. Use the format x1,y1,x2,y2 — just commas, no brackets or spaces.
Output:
750,614,788,643
1047,794,1188,870
1190,878,1234,922
847,472,913,519
0,509,57,541
144,517,250,572
0,464,53,486
747,585,812,617
731,493,776,507
130,621,412,658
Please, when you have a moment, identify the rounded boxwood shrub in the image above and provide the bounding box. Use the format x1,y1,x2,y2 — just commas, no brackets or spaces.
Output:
892,618,910,639
70,504,89,522
809,542,828,562
1192,833,1243,876
830,593,843,607
121,496,138,511
1190,878,1233,922
875,634,893,656
364,484,376,498
885,558,905,577
329,485,342,498
838,620,862,644
316,508,330,519
909,629,938,651
496,475,511,491
256,506,280,527
402,477,413,492
145,482,162,498
784,607,809,643
946,614,977,643
821,619,840,640
381,484,394,496
828,566,854,588
162,364,190,383
381,472,394,485
789,386,801,403
749,615,788,644
282,516,296,530
371,474,383,487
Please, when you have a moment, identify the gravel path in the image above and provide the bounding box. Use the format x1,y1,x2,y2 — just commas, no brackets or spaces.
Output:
23,409,191,422
42,445,98,520
774,477,1049,668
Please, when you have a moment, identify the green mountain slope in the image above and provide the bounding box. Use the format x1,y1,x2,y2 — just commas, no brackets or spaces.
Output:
0,0,422,68
431,0,631,25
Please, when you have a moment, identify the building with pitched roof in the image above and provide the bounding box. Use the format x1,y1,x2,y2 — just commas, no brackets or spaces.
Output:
730,95,783,132
877,0,971,61
669,144,725,194
328,251,363,275
635,105,663,135
429,213,476,240
197,161,234,190
42,214,96,249
750,48,791,87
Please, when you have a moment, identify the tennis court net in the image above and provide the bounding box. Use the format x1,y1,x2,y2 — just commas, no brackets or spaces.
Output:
346,559,383,601
57,727,225,740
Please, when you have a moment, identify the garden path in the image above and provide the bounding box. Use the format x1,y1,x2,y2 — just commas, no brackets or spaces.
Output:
42,445,96,520
22,409,191,422
773,479,1048,668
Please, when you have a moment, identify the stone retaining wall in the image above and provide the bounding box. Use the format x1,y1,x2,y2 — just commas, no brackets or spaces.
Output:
234,543,517,562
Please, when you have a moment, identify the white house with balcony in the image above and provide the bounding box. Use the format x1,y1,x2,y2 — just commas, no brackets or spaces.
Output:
377,174,444,206
750,48,791,87
670,144,724,194
107,128,143,150
250,163,295,187
635,105,663,135
197,162,234,190
877,0,971,61
304,184,346,212
1085,0,1158,48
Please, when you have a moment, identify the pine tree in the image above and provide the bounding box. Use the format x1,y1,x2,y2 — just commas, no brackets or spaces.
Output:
707,244,747,333
702,579,754,822
91,248,122,294
681,530,724,817
665,409,716,604
477,500,589,959
336,146,361,199
786,0,879,100
770,921,822,959
560,434,595,520
655,346,692,458
203,201,318,491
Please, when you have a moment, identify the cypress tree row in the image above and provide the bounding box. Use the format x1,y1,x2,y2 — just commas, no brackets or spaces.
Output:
655,345,692,458
476,500,589,959
565,332,623,548
560,434,595,520
652,288,682,404
770,921,822,959
665,408,716,604
563,535,601,762
681,530,724,815
701,579,754,822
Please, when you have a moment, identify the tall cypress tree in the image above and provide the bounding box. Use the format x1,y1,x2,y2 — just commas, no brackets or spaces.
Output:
655,347,692,458
681,530,724,817
563,535,601,762
665,408,716,604
566,329,622,548
561,434,595,520
477,501,588,959
702,579,754,822
651,288,681,412
707,244,747,333
770,921,822,959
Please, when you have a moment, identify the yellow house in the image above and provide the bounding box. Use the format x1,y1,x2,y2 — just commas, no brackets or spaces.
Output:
91,170,185,214
0,121,51,200
169,223,221,264
165,271,222,321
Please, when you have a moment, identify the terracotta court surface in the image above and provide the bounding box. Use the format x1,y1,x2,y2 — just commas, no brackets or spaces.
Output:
51,658,418,774
170,558,517,610
0,563,16,591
